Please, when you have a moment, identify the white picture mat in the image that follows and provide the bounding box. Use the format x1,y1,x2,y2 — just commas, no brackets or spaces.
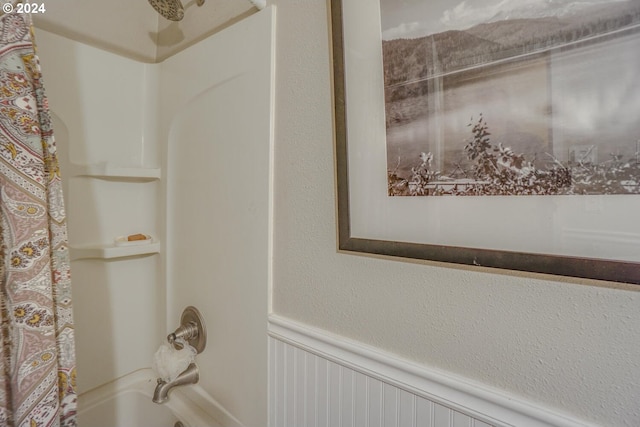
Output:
341,0,640,263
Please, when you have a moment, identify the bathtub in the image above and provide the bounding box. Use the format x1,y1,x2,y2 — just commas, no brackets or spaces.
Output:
77,369,243,427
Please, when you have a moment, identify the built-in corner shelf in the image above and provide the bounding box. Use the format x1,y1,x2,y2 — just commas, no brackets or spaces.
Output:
68,163,161,181
69,241,160,261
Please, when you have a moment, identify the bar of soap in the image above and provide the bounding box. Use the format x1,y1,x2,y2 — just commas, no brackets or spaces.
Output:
127,233,148,241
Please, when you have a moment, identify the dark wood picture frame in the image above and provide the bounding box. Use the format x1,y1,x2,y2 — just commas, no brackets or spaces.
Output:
330,0,640,285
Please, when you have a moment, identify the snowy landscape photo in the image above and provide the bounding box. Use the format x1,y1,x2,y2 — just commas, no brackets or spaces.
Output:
382,0,640,196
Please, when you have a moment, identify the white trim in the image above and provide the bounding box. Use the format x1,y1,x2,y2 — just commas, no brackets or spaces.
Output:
268,314,597,427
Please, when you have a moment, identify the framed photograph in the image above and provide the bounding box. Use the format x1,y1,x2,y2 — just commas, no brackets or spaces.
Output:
331,0,640,284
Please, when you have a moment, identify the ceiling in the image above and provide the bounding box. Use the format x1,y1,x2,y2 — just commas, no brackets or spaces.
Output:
33,0,261,63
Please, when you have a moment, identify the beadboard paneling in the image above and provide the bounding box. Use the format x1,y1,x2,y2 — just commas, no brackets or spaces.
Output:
269,337,494,427
268,315,596,427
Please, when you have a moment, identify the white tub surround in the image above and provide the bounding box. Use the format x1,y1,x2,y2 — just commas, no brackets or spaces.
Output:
250,0,266,9
36,29,163,393
36,6,275,426
78,369,243,427
162,7,275,427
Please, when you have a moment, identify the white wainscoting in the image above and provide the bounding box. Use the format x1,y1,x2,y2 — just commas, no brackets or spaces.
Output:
268,315,596,427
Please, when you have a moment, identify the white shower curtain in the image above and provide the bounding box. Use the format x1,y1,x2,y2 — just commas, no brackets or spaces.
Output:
0,11,77,427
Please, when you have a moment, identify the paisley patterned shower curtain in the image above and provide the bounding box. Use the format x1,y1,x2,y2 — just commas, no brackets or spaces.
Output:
0,12,77,427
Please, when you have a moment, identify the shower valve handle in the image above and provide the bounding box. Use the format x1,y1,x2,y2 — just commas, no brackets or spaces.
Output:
167,321,199,347
166,306,207,354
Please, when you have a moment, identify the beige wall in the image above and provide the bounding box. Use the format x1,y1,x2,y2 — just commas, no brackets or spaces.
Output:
270,1,640,426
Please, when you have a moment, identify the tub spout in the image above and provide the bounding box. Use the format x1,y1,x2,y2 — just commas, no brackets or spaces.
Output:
152,363,199,404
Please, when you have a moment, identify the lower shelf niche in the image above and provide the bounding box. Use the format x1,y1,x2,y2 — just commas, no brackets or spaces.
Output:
69,241,160,261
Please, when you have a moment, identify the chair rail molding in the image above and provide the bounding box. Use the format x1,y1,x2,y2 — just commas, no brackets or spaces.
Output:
268,314,597,427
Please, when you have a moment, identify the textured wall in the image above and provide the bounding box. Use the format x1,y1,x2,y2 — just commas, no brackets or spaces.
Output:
270,1,640,426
